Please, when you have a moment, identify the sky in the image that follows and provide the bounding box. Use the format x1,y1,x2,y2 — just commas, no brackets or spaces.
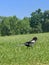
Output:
0,0,49,19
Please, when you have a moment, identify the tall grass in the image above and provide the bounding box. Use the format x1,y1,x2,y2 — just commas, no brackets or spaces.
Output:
0,33,49,65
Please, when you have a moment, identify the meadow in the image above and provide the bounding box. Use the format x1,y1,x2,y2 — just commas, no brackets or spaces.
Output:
0,33,49,65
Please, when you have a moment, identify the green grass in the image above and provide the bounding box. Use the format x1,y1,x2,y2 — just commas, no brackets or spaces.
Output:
0,33,49,65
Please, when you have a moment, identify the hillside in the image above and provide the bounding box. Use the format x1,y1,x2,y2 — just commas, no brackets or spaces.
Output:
0,33,49,65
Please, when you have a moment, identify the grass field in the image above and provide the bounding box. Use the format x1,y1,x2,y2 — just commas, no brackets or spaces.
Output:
0,33,49,65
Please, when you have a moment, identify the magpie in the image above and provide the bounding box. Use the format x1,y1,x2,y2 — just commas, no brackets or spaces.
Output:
24,37,37,47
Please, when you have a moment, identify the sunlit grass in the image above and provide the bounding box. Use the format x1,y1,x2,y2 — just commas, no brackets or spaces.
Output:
0,33,49,65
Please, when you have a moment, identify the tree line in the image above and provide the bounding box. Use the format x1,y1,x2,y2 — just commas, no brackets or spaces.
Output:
0,9,49,36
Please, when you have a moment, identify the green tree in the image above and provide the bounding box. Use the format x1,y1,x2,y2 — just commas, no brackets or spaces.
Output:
30,9,43,33
42,10,49,32
42,19,49,32
1,18,10,36
16,17,31,34
9,16,18,35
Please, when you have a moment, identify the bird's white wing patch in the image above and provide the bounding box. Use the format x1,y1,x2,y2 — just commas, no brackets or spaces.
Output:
31,40,35,43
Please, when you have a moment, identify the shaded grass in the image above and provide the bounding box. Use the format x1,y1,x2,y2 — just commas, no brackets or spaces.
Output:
0,33,49,65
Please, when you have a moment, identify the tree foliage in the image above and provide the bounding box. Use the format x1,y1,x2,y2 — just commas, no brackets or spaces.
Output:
0,9,49,36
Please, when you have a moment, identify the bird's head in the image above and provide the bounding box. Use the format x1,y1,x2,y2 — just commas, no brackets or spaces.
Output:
32,37,37,41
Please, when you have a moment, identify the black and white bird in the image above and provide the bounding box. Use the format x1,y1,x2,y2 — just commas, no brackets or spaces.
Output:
24,37,37,47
